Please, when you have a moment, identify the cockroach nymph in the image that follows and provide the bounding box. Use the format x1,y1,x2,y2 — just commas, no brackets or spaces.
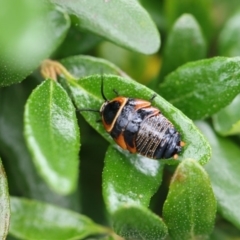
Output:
81,77,184,159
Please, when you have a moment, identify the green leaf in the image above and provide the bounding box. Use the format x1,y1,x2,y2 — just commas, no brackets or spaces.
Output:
159,14,207,80
0,1,70,87
163,158,216,239
102,146,167,239
0,158,10,240
164,0,212,40
60,55,125,79
103,146,164,213
68,74,211,165
218,10,240,57
24,79,80,195
50,0,160,54
0,78,81,210
212,94,240,136
112,206,168,240
9,197,109,240
196,121,240,229
159,57,240,120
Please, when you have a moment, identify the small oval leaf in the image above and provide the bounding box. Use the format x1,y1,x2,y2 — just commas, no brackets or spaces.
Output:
0,79,81,210
68,74,211,165
159,57,240,119
50,0,160,54
24,79,80,195
163,158,216,239
196,121,240,229
112,205,168,240
103,145,164,213
9,197,109,240
0,158,10,240
159,14,207,80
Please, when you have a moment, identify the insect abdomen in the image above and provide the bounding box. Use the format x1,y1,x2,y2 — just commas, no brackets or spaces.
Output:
136,113,182,159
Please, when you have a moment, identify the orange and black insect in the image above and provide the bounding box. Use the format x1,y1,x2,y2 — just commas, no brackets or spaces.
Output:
82,78,184,159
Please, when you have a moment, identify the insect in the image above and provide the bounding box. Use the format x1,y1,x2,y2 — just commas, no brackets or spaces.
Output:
82,77,184,160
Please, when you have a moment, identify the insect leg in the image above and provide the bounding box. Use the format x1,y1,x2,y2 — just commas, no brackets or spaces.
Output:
113,89,119,96
149,94,157,102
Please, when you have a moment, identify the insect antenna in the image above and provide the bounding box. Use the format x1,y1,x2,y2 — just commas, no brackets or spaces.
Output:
149,94,157,102
101,74,108,101
113,89,119,96
75,73,107,113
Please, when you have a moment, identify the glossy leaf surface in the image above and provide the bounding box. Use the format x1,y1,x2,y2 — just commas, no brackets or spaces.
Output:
0,1,70,86
196,121,240,229
159,57,240,119
163,159,216,239
0,78,81,210
0,158,10,240
68,74,211,165
213,94,240,136
24,79,80,195
218,10,240,57
103,146,164,213
50,0,160,54
9,197,108,240
112,206,167,240
159,14,206,80
102,146,167,239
